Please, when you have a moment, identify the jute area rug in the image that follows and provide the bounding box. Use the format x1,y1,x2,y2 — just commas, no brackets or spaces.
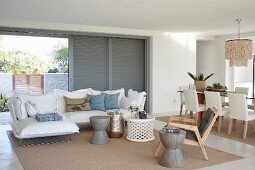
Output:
8,128,241,170
156,116,255,146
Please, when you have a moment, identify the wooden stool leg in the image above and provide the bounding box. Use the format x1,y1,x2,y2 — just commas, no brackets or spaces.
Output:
217,116,223,132
228,118,233,135
243,121,248,139
154,141,163,158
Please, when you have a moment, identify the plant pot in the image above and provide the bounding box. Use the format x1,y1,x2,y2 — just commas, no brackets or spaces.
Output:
194,80,206,91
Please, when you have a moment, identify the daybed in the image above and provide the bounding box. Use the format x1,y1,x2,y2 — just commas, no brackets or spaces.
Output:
8,88,146,139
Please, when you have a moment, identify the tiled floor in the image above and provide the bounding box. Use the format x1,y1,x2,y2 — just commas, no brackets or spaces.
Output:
1,112,255,170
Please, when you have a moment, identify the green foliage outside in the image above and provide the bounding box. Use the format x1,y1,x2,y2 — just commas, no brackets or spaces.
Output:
47,68,58,73
51,44,68,73
0,93,8,112
0,36,68,74
0,51,46,74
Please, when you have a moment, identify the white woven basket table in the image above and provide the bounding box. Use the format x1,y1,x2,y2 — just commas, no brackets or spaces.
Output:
126,116,155,142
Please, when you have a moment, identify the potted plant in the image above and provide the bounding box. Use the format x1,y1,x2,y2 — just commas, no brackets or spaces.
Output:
187,72,214,91
207,83,227,92
128,105,139,119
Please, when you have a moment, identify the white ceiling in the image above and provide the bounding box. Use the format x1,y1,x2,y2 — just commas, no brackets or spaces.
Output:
1,0,255,35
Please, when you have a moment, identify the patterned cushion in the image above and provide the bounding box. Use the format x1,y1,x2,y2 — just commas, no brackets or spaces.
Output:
90,94,106,111
35,113,63,122
64,96,90,112
103,93,120,110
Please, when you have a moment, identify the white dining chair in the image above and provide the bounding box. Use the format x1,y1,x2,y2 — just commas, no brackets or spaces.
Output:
183,89,206,123
235,87,249,96
204,91,229,132
227,93,255,139
179,86,189,116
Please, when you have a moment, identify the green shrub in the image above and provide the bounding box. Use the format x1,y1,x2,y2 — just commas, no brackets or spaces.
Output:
0,94,9,112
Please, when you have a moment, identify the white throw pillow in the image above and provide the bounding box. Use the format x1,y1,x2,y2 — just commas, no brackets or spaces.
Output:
104,88,125,106
54,89,87,114
25,101,40,117
11,97,26,120
17,93,57,117
72,88,92,95
89,89,102,95
119,97,138,109
128,89,147,110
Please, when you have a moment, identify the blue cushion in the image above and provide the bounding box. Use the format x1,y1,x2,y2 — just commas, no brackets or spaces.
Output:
103,93,120,110
90,94,106,111
35,113,63,122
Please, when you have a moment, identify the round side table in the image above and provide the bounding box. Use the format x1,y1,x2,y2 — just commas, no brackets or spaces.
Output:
159,129,186,168
126,116,155,142
89,116,110,144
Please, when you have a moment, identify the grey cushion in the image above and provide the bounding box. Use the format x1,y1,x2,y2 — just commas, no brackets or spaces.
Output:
185,130,198,141
198,108,215,137
185,108,215,141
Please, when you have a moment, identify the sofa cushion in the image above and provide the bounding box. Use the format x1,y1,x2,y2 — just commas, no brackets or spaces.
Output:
64,96,90,112
90,94,106,111
10,97,25,120
54,89,89,114
103,88,125,106
64,110,107,124
35,113,63,122
119,97,138,109
89,89,102,95
16,93,57,119
104,93,119,110
128,89,147,110
12,117,79,139
25,101,40,117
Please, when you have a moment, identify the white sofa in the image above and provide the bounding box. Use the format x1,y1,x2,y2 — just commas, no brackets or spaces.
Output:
8,97,79,139
8,88,146,139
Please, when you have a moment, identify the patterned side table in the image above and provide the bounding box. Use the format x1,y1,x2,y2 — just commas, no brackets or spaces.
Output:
126,116,155,142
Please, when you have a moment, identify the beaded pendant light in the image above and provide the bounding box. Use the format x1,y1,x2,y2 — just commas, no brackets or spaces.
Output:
225,19,252,67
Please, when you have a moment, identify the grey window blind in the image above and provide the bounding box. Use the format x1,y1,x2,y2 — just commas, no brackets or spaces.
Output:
111,38,145,93
72,36,109,90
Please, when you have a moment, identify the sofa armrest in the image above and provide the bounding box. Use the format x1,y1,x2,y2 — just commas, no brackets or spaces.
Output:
7,97,18,122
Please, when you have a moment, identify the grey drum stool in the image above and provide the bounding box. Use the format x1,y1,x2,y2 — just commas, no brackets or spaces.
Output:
159,129,186,168
89,116,110,144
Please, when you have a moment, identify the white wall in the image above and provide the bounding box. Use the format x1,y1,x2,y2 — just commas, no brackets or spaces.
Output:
197,32,255,91
152,33,196,113
0,20,196,114
196,40,226,86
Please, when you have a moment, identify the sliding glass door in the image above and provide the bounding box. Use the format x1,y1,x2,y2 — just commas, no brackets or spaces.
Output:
69,35,145,93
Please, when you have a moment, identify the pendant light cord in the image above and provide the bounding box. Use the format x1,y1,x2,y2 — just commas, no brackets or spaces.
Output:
236,18,242,39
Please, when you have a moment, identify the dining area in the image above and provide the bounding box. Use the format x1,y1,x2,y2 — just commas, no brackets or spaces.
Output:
178,85,255,139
